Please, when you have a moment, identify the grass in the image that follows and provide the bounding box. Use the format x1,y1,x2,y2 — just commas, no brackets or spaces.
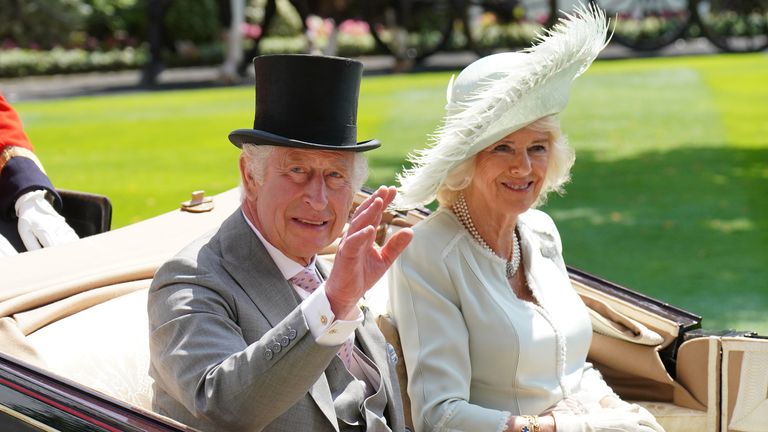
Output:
12,53,768,335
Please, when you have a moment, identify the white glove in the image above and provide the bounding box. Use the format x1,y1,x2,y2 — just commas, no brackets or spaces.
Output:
617,404,665,432
549,396,589,416
0,234,19,257
553,408,666,432
595,396,662,430
15,190,79,251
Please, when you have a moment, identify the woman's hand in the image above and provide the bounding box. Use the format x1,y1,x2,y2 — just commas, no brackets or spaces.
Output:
552,408,666,432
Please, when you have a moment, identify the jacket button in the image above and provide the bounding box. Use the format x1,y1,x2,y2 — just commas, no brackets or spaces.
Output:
264,349,273,360
287,328,297,340
280,336,290,347
272,343,282,353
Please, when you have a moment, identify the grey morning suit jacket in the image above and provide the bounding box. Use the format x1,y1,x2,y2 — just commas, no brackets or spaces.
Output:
148,210,405,432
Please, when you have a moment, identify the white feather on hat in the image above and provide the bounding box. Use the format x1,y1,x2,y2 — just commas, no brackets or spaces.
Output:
394,4,609,210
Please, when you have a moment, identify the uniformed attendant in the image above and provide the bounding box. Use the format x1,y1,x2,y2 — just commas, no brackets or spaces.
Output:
0,93,78,256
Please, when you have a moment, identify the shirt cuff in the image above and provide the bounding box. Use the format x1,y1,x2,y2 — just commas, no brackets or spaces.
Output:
300,285,363,346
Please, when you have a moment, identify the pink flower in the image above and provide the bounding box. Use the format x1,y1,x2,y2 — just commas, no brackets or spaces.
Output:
339,19,370,36
241,23,262,39
306,16,334,38
86,37,99,50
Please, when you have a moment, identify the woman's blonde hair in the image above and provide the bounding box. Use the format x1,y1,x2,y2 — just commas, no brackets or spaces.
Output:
435,115,575,209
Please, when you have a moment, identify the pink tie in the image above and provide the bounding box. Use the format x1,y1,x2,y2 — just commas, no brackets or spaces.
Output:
290,266,354,369
290,267,322,293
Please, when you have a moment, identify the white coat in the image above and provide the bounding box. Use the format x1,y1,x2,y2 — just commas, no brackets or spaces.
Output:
388,207,613,432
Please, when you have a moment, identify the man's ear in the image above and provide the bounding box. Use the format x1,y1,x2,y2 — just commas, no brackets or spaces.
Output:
239,154,259,200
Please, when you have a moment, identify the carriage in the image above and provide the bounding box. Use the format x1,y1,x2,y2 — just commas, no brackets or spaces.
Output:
0,188,766,431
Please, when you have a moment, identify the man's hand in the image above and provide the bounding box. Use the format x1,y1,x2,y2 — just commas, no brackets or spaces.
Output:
15,190,79,251
0,234,18,257
325,186,413,319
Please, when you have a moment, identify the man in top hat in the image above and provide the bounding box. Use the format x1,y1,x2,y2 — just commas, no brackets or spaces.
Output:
148,54,413,432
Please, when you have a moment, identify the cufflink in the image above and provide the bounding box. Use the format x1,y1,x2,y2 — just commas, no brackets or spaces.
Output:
320,315,329,325
264,349,273,360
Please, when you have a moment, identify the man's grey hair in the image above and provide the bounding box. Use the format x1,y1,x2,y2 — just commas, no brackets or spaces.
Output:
240,144,368,200
436,115,575,209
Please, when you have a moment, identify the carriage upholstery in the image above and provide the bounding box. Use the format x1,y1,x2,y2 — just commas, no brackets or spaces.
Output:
2,188,765,431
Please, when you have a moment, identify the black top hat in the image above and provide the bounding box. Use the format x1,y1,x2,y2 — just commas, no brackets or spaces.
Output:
228,55,379,152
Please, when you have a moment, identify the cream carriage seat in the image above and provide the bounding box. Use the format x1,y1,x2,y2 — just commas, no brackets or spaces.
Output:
0,189,243,413
23,282,154,410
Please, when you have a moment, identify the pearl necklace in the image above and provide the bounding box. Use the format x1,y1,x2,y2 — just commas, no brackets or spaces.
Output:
453,193,521,278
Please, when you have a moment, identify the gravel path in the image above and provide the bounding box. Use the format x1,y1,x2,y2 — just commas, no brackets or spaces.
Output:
0,39,719,102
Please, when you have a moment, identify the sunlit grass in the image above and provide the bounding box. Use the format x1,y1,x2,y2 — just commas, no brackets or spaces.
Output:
13,53,768,334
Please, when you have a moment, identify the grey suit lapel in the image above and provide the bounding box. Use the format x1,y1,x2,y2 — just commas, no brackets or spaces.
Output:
356,308,397,410
220,210,341,430
356,309,391,389
219,210,300,328
311,375,341,432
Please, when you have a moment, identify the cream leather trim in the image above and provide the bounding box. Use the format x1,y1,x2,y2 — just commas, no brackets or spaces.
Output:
707,336,719,432
581,294,664,346
572,280,679,348
722,337,768,432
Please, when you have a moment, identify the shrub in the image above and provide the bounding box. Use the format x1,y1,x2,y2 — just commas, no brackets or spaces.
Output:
0,0,87,49
164,0,221,44
0,47,145,77
81,0,145,47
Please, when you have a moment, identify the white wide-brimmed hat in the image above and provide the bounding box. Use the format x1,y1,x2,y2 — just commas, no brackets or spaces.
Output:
394,4,609,209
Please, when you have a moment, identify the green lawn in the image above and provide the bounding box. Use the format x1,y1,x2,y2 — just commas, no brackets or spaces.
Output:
13,53,768,334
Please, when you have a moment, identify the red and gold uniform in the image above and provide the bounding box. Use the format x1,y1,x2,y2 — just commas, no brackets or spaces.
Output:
0,93,62,220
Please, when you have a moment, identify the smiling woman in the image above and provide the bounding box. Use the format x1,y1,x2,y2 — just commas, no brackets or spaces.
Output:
383,7,667,432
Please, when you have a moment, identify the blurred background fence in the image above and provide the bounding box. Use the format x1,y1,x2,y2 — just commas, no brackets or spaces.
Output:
0,0,766,79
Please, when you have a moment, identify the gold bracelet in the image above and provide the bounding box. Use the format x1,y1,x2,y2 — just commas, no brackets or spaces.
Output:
521,415,541,432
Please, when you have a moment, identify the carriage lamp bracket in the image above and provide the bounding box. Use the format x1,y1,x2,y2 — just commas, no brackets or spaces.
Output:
181,190,214,213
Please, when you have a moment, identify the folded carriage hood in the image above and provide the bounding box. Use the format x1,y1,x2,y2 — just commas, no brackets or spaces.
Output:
0,188,241,303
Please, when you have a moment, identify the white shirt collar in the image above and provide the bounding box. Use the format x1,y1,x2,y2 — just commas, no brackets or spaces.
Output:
241,208,316,280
